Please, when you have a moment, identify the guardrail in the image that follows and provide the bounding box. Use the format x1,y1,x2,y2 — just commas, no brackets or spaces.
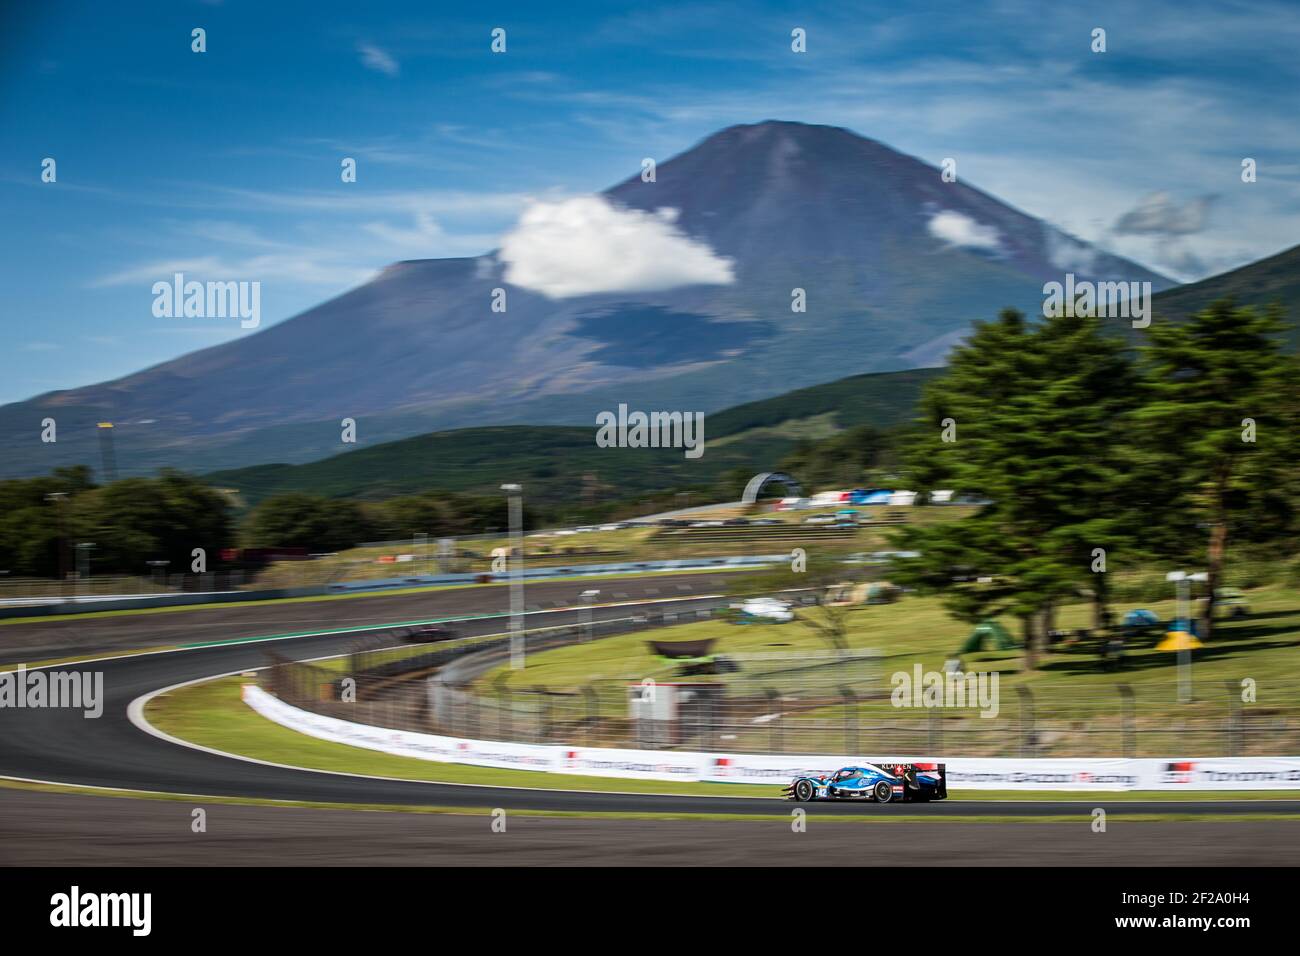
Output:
0,554,783,619
321,554,789,593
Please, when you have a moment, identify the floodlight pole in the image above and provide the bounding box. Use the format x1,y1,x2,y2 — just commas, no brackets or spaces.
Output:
148,559,170,593
581,589,600,643
75,542,94,601
1177,576,1191,703
502,484,525,669
1167,570,1206,703
44,492,68,586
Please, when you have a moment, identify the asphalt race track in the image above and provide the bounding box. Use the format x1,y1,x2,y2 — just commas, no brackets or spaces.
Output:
5,789,1298,866
2,576,1299,865
0,572,740,664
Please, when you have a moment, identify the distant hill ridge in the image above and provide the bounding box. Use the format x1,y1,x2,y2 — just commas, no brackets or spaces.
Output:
205,366,945,504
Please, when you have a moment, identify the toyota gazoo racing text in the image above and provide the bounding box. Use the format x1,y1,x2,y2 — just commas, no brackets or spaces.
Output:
783,763,948,803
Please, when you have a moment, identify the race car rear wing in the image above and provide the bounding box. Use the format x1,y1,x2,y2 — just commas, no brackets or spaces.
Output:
878,762,948,798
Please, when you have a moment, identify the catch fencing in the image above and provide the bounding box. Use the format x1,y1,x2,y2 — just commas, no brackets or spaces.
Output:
258,611,1300,759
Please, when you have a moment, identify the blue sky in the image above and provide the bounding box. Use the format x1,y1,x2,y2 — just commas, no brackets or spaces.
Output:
2,0,1298,405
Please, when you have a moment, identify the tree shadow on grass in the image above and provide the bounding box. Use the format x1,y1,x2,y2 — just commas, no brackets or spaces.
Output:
1039,634,1300,676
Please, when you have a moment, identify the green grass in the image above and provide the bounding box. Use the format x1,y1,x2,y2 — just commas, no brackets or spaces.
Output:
486,583,1300,696
478,581,1300,756
147,676,776,796
142,675,1296,805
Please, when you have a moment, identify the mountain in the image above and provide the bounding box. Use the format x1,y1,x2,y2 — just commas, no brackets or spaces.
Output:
206,366,944,505
0,120,1172,479
1150,243,1300,349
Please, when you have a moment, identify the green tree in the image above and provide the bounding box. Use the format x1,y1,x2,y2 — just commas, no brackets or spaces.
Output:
777,424,899,491
68,469,234,574
242,493,373,553
0,467,98,577
892,310,1143,668
1134,301,1298,638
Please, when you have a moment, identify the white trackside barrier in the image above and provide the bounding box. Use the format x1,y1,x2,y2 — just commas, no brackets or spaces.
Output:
242,685,1300,790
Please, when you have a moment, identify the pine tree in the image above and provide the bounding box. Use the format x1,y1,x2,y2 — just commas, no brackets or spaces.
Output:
1135,301,1296,639
893,309,1142,669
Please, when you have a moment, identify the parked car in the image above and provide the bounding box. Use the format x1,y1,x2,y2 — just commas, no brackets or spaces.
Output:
733,597,794,623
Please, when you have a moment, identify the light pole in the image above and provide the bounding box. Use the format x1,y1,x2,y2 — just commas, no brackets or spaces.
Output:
75,542,94,601
580,588,600,643
147,559,170,593
44,491,68,586
501,483,525,669
413,532,429,579
1165,570,1207,703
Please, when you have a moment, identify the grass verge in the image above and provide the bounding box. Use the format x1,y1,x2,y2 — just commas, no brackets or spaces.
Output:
143,675,1298,805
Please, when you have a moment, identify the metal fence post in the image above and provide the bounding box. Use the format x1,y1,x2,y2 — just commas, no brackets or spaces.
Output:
581,685,598,746
765,687,781,753
840,685,857,754
1224,680,1242,757
536,688,552,743
1118,684,1136,757
1016,686,1036,758
496,680,511,740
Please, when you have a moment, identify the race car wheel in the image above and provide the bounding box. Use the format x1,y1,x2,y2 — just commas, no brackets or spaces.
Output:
793,779,815,802
873,781,893,803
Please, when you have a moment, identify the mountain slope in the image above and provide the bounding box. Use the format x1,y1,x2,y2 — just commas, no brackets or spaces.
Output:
0,120,1171,479
206,366,944,505
1152,243,1300,348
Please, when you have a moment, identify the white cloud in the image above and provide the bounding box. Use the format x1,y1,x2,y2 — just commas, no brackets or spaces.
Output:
1112,192,1215,237
927,210,1001,252
1044,227,1098,275
357,43,399,77
498,196,735,299
361,210,447,248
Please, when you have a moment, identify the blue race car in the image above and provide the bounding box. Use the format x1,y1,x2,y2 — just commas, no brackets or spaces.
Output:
783,763,948,803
